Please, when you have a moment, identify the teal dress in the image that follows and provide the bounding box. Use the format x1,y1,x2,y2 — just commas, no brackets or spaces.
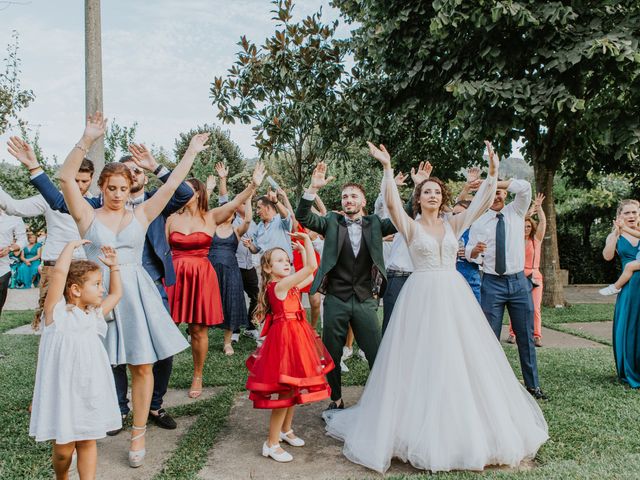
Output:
15,242,41,288
613,236,640,387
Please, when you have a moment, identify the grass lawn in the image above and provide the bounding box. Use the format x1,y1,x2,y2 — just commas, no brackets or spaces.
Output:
1,305,636,480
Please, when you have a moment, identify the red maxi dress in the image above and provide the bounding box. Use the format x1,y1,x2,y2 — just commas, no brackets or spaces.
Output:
165,232,224,326
245,282,334,409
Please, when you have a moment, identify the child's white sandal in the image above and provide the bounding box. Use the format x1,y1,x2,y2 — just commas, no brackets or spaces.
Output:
262,441,293,462
279,429,305,447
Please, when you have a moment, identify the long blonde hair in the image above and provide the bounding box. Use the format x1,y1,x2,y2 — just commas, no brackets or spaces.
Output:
253,248,287,324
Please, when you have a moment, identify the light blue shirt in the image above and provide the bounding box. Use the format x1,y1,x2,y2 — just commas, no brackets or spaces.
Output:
253,214,293,260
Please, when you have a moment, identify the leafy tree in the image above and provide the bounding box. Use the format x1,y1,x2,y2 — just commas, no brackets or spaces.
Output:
210,0,348,196
0,31,34,135
104,120,137,164
333,0,640,305
173,124,247,196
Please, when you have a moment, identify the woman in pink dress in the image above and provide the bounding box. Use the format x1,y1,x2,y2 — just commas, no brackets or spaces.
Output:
507,193,546,347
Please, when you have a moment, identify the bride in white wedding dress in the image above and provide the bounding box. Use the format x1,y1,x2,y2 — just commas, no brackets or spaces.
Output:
324,142,548,474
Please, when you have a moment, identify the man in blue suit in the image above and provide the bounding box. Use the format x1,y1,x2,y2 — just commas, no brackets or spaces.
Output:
31,148,193,432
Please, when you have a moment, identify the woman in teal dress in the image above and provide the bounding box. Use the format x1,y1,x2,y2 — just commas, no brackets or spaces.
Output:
603,199,640,387
16,232,41,288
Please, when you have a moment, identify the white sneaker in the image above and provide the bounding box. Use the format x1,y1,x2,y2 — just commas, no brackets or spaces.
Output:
599,284,621,296
262,442,293,462
357,349,367,362
340,360,349,373
243,329,260,341
231,333,240,343
279,429,305,447
341,346,353,361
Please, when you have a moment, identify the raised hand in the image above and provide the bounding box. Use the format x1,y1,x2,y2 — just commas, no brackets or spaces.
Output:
241,238,254,249
367,141,391,168
394,172,408,187
83,112,108,143
266,189,278,203
251,161,266,187
7,136,38,169
484,140,499,177
70,239,92,249
98,245,119,267
187,133,211,154
206,175,216,192
308,162,335,191
410,161,433,185
127,144,158,172
534,192,545,208
291,241,305,253
466,166,481,183
215,162,228,179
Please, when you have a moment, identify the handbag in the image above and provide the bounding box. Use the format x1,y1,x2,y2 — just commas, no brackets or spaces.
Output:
526,239,540,288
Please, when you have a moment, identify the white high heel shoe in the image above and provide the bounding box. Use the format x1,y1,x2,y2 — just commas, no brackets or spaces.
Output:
279,429,305,447
262,442,293,462
128,425,147,468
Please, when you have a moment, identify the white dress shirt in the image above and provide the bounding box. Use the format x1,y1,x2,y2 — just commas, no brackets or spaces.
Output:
0,211,27,276
466,179,531,275
375,183,414,272
0,186,85,261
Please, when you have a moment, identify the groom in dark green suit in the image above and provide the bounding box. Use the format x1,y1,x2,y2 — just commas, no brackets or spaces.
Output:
296,161,400,410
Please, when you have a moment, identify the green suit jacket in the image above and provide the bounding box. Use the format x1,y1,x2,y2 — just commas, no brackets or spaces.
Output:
296,197,398,298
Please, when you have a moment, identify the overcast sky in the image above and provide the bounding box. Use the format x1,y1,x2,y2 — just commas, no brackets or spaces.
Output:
0,0,346,165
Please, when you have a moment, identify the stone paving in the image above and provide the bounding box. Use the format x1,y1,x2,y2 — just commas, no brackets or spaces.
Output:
560,321,613,344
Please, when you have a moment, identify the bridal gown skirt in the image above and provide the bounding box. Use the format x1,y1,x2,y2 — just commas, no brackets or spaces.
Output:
324,269,549,473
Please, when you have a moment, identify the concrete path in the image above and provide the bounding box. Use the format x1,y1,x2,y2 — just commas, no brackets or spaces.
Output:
4,287,39,311
69,387,221,480
198,387,534,480
560,321,612,344
563,284,615,305
500,325,605,348
4,323,39,335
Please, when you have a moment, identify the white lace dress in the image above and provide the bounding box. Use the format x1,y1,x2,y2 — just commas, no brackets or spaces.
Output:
324,171,548,473
29,300,121,443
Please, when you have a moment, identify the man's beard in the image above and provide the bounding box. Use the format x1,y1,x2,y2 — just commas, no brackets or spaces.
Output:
130,183,144,194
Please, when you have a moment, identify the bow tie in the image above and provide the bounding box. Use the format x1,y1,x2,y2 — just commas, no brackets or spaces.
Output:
128,195,144,207
345,217,362,227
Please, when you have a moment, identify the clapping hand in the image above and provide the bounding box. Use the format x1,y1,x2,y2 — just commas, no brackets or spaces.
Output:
83,112,108,143
411,161,433,185
188,133,211,154
98,246,119,268
7,137,38,169
484,140,499,177
128,144,159,172
367,141,391,168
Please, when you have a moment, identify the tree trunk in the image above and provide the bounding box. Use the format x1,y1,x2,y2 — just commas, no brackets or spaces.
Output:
85,0,104,191
533,161,566,306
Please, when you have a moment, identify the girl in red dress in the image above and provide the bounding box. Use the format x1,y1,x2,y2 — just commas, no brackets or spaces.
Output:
246,232,334,463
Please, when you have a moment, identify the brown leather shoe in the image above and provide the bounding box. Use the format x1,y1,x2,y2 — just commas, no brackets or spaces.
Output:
506,335,516,344
534,337,543,347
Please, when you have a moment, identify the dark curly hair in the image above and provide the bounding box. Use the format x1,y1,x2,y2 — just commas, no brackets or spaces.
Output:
412,177,451,217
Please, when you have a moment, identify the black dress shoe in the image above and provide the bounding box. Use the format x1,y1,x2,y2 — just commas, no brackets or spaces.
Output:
325,400,344,411
526,387,548,400
107,413,128,436
149,408,177,429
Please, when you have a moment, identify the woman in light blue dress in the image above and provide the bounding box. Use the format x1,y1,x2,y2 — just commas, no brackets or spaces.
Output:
15,233,42,288
55,112,208,467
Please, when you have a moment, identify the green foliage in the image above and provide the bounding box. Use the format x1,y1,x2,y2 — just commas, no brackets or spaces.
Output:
104,119,138,164
0,31,34,135
211,0,348,196
173,124,247,196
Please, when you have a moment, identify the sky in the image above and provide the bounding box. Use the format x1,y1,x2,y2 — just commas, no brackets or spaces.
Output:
0,0,347,165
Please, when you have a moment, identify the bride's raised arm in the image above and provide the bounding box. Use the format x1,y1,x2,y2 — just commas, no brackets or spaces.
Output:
449,140,499,238
367,142,416,244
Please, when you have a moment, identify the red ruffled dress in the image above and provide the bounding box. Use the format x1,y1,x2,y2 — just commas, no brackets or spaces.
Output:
292,225,320,293
165,232,224,326
245,282,334,409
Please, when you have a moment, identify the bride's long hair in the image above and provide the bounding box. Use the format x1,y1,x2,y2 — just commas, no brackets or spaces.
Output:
412,177,451,217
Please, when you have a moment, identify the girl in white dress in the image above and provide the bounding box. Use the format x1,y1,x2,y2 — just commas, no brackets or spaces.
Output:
324,142,548,473
30,239,122,480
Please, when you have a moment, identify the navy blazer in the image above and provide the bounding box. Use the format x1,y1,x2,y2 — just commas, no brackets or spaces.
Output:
31,171,193,286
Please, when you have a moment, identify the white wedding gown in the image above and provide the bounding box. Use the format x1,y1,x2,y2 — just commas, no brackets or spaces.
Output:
324,172,548,473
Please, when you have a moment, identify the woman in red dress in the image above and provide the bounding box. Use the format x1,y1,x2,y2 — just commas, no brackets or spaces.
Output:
166,164,265,398
246,232,334,463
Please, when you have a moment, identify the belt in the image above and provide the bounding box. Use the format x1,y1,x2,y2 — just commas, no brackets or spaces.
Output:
43,260,56,267
387,269,412,277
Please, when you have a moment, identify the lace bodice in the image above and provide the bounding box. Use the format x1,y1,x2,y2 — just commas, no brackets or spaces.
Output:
409,221,460,271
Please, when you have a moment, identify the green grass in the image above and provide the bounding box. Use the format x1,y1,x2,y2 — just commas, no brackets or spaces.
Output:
541,304,614,325
1,307,638,480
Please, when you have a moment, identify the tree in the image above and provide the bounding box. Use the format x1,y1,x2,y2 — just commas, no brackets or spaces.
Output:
210,0,348,197
173,125,247,196
0,31,34,135
333,0,640,305
104,120,138,164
